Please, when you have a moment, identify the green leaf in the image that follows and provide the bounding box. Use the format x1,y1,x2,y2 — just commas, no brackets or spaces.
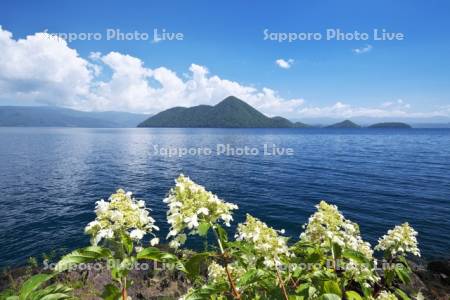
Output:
345,291,363,300
100,283,121,300
198,222,210,237
184,252,211,279
120,232,133,255
319,294,341,300
361,284,373,297
136,247,177,262
54,246,112,272
136,247,162,260
183,282,228,300
0,286,14,297
19,273,54,300
342,249,369,264
39,293,72,300
304,252,322,264
395,289,411,300
384,269,395,287
119,256,136,270
397,256,412,271
332,243,342,259
136,247,186,272
295,282,309,294
27,282,72,300
215,224,228,244
323,281,342,297
238,269,265,287
394,266,411,284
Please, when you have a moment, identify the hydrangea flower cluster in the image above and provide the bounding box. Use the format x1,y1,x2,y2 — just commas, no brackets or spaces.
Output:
300,201,373,257
375,222,420,257
235,214,291,268
84,189,159,247
300,201,378,283
164,174,238,249
207,261,246,284
375,290,398,300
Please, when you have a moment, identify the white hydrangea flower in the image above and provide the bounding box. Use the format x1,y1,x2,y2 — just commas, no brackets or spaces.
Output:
375,222,420,257
235,214,291,268
169,233,187,249
150,237,160,246
300,201,378,283
84,189,159,247
164,174,238,248
207,261,245,284
376,290,398,300
130,228,145,240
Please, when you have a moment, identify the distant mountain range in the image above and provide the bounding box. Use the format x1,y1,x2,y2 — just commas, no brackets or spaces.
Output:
138,96,310,128
1,99,448,128
0,106,149,127
138,96,414,129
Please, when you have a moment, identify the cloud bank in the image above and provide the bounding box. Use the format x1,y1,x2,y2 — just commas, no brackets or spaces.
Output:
0,27,305,116
0,27,448,120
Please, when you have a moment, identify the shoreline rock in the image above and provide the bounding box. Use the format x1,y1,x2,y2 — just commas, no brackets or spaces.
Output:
1,259,449,299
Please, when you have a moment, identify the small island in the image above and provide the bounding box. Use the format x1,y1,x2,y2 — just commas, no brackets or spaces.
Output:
326,119,361,128
368,122,412,128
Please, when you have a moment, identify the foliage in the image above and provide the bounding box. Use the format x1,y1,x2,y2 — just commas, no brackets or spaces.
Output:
170,177,421,300
55,189,182,300
374,223,420,294
1,273,72,300
6,175,422,300
164,174,238,249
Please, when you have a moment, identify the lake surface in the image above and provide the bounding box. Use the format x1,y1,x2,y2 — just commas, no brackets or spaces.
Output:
1,128,449,267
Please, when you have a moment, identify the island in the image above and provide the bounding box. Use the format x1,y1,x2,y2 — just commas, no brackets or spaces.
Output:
326,119,361,128
138,96,310,128
368,122,412,128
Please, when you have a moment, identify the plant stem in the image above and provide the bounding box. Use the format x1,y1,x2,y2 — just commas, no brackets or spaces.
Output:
122,277,127,300
290,277,300,288
274,259,289,300
330,238,337,271
211,224,241,300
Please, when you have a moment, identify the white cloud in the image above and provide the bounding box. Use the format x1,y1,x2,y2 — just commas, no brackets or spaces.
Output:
275,58,294,69
296,100,447,119
0,27,448,120
381,99,410,109
0,26,305,116
87,53,305,115
352,44,373,54
0,26,93,107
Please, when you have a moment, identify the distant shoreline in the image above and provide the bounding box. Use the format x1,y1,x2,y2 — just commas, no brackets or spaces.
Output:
1,126,450,129
2,103,449,128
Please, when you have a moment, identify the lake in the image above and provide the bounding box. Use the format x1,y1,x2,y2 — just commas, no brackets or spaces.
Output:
0,127,449,267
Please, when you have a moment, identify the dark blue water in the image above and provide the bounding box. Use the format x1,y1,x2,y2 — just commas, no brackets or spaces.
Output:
1,128,449,267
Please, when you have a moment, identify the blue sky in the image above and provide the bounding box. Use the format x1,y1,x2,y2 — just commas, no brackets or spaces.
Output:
0,0,449,121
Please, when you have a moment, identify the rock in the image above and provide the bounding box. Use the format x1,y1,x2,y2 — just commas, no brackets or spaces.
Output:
410,259,450,299
428,260,450,277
